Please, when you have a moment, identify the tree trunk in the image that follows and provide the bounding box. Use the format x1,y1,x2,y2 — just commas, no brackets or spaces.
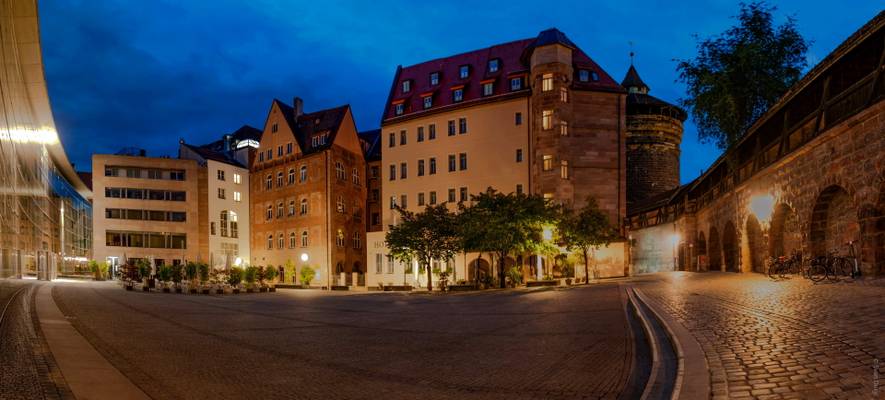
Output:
583,248,590,285
499,252,506,289
425,260,433,292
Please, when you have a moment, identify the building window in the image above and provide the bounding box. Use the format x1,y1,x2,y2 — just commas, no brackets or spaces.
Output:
453,89,463,102
428,124,436,140
233,173,241,184
417,126,424,142
301,231,309,247
429,191,437,205
400,194,408,209
217,188,225,199
395,103,404,116
210,222,216,235
510,77,522,91
591,71,599,81
515,112,522,125
288,169,295,184
375,254,383,274
447,120,456,136
286,142,293,154
336,230,345,248
371,189,379,201
516,149,523,162
267,235,273,250
418,159,425,176
400,162,407,179
300,166,308,182
390,196,397,209
448,154,456,172
459,153,467,170
300,198,308,215
560,87,568,102
423,96,432,109
272,123,278,133
459,187,468,202
459,65,469,79
430,72,439,86
289,232,296,248
543,155,554,171
482,82,493,96
288,200,295,216
220,211,229,237
352,168,360,185
402,80,411,93
259,152,264,162
353,232,361,249
560,121,569,136
277,146,283,157
230,212,238,238
278,234,284,249
458,118,467,134
387,255,395,274
388,132,395,147
277,202,284,218
579,69,590,82
266,205,272,221
371,166,379,179
418,192,425,206
389,165,396,181
429,158,437,175
335,162,345,180
542,110,553,130
372,212,380,226
265,175,272,190
516,184,523,194
233,191,241,202
448,189,456,202
488,59,499,73
217,170,225,180
542,73,553,91
400,130,407,145
561,160,569,179
337,196,345,213
277,172,283,187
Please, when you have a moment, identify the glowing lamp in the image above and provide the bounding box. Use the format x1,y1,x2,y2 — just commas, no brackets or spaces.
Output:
234,257,243,266
300,253,309,262
543,227,553,241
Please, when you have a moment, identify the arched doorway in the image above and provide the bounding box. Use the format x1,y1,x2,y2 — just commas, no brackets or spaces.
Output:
527,254,547,279
810,185,859,257
353,261,363,286
722,221,739,272
770,203,801,257
745,215,765,273
468,258,491,283
708,227,721,271
696,231,707,270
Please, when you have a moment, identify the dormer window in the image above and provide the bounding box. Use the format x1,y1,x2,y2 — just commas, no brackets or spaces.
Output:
591,71,599,81
311,134,328,147
395,103,404,115
402,80,411,93
423,95,432,109
482,82,493,96
510,77,523,91
430,72,439,86
488,59,499,73
579,70,589,82
453,88,464,102
459,65,470,79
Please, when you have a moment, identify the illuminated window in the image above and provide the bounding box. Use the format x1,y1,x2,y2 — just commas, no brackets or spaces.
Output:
459,65,469,79
233,173,241,184
402,80,411,93
488,59,499,72
482,82,493,96
301,231,309,247
543,155,554,171
560,87,568,102
336,229,345,247
561,160,569,179
423,96,432,109
542,110,553,130
395,103,404,115
560,121,569,136
542,73,553,91
430,72,439,85
233,191,241,202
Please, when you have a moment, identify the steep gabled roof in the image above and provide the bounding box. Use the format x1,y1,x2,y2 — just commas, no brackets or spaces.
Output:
267,99,351,155
621,65,648,92
358,129,381,161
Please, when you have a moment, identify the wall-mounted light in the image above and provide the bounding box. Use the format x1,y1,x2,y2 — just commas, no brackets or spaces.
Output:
300,253,309,262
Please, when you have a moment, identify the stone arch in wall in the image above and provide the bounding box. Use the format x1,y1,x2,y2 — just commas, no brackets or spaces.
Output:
468,258,491,282
708,227,722,271
722,221,739,272
810,185,859,257
745,214,765,273
770,203,801,257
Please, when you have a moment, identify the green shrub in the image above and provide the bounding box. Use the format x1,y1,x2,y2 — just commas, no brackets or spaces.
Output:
244,266,259,286
157,265,173,283
506,266,523,286
228,267,243,286
185,262,198,281
264,265,278,284
198,262,210,283
88,260,109,281
136,259,152,281
300,265,315,286
284,259,296,284
171,264,183,284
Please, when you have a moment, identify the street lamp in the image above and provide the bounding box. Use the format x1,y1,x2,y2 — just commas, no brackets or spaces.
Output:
300,253,309,262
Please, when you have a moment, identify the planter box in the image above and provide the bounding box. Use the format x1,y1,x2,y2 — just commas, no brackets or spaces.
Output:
233,289,240,294
175,288,183,294
189,289,198,294
269,287,276,292
526,280,559,287
331,286,349,291
259,287,268,293
142,286,150,292
382,285,412,292
201,289,211,295
162,288,171,293
216,289,224,295
125,285,134,291
246,288,254,293
448,284,477,291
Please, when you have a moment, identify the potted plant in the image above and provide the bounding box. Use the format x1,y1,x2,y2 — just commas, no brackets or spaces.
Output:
158,265,173,293
228,267,243,294
299,265,315,288
561,264,574,286
211,268,227,294
137,259,152,291
121,264,135,290
185,262,199,294
264,265,278,292
198,262,210,294
171,264,183,293
244,266,258,293
88,260,109,281
506,266,523,288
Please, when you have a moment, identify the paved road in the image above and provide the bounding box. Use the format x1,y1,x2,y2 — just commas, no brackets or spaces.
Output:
52,282,635,400
636,272,884,400
0,280,71,400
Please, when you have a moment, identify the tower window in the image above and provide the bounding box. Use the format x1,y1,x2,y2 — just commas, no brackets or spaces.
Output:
542,110,553,130
542,73,553,92
543,155,553,171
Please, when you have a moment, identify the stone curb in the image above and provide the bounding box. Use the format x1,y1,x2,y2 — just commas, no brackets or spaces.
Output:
35,283,151,400
633,287,710,400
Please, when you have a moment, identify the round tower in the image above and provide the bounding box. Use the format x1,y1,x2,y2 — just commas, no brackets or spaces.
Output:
623,64,687,205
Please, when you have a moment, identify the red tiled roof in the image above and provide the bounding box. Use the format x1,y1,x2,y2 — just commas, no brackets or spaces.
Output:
383,29,622,121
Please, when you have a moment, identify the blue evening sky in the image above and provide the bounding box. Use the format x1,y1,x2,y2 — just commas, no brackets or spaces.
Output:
39,1,883,183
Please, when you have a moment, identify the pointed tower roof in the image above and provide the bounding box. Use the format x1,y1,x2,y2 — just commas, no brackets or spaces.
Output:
621,65,649,94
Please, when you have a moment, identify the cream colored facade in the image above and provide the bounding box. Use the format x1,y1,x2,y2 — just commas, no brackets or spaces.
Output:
368,98,531,287
92,155,201,269
204,159,251,269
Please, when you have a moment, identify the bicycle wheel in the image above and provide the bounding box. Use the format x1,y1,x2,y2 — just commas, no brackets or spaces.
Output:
809,260,826,282
767,259,778,279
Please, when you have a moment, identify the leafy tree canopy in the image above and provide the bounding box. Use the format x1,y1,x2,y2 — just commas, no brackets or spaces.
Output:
385,203,461,290
677,1,808,150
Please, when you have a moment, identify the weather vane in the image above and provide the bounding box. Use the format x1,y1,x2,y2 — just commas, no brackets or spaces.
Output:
629,41,635,65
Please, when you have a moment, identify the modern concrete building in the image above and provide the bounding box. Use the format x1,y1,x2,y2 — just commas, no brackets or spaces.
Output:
0,0,93,280
367,28,628,288
249,98,367,288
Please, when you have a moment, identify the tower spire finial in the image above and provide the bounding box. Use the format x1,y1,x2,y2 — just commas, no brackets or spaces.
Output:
629,41,635,65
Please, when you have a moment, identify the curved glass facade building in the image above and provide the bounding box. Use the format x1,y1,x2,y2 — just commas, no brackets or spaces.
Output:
1,0,92,279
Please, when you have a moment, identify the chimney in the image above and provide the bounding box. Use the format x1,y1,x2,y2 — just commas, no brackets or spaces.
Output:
294,96,304,118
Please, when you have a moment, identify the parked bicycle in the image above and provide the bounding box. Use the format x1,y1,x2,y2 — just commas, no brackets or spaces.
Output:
766,250,804,279
807,242,859,282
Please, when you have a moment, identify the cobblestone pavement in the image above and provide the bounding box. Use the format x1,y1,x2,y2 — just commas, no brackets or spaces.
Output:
52,282,634,400
635,272,884,400
0,280,72,400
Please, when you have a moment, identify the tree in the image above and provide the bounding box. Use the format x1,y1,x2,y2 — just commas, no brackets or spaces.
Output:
558,197,617,284
458,188,555,288
676,1,808,150
386,203,461,291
